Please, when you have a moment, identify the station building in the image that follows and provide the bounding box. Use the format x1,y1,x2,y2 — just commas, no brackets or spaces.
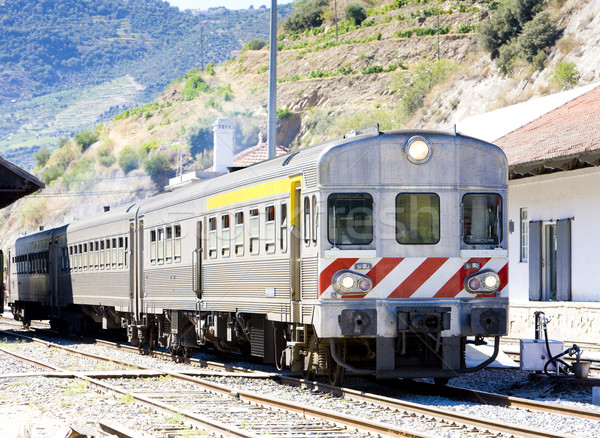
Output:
458,82,600,344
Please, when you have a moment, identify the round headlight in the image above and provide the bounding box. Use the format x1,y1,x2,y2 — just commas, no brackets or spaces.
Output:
483,273,499,289
340,274,355,290
404,136,433,164
468,277,481,291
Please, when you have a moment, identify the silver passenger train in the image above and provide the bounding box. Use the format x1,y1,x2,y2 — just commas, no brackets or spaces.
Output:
6,129,509,384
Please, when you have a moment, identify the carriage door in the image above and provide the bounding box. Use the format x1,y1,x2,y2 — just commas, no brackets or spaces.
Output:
290,184,302,318
135,219,144,321
193,220,202,298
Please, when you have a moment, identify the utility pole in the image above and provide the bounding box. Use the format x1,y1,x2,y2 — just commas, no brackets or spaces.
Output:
267,0,277,160
437,10,440,61
200,28,205,71
334,0,338,41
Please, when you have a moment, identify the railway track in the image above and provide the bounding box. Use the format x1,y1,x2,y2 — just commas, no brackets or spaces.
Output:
1,327,598,437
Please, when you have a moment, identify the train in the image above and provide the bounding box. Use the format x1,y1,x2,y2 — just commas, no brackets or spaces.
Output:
5,128,509,385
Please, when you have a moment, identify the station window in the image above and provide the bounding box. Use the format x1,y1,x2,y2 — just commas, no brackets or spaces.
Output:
208,217,217,258
328,193,374,245
221,214,231,257
249,208,259,255
234,212,244,256
174,225,181,262
303,197,310,245
265,206,275,253
520,208,528,262
396,193,440,245
280,203,287,253
462,193,502,245
150,230,156,264
165,227,173,263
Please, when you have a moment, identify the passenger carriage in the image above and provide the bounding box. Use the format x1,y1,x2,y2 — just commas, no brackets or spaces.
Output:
6,128,509,384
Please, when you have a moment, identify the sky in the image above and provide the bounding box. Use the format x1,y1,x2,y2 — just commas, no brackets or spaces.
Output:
166,0,294,10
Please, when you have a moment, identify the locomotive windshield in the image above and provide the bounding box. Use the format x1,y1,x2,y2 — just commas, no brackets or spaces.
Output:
396,193,440,244
327,193,373,245
462,193,502,245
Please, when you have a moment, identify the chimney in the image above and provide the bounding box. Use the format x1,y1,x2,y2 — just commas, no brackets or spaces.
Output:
213,117,234,173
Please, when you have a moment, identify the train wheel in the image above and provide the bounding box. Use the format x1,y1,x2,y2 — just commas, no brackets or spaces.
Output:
434,377,450,386
303,335,318,381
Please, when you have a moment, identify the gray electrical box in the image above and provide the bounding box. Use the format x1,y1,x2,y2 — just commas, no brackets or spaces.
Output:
520,339,564,371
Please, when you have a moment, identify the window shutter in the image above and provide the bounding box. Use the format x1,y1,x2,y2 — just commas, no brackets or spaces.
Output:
556,219,572,301
528,221,542,301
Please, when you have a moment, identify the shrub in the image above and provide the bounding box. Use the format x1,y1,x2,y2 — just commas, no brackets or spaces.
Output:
143,153,171,178
40,165,64,185
277,108,294,121
205,61,216,76
74,128,99,151
182,72,210,101
62,158,96,191
35,145,52,168
551,61,579,89
345,3,367,26
118,146,139,174
243,39,267,51
186,117,217,156
97,144,116,168
138,140,159,158
283,0,329,33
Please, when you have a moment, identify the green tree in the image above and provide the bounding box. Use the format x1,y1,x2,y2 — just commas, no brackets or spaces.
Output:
186,117,217,156
34,145,52,168
143,153,171,178
551,61,579,89
182,72,210,101
283,0,329,33
242,38,267,51
205,61,216,76
74,128,100,151
118,146,139,174
97,144,116,167
40,165,64,185
345,3,367,26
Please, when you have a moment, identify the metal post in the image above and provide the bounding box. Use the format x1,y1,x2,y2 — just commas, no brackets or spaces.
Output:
267,0,277,158
437,10,440,61
267,0,277,160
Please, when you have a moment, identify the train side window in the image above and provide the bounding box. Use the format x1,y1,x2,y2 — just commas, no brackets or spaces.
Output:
303,196,310,245
174,225,181,262
84,243,89,269
150,230,156,264
77,244,82,270
106,239,112,269
111,238,117,267
156,231,163,264
280,202,287,253
100,240,105,269
396,193,440,245
265,205,275,253
118,237,124,268
249,208,259,255
327,193,374,245
69,246,73,271
165,227,173,263
94,241,99,269
234,212,244,256
462,193,502,245
208,217,217,258
221,214,230,257
312,195,318,246
124,237,128,267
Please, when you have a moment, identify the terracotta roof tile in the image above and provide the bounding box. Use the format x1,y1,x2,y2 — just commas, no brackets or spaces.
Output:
233,143,290,167
495,86,600,166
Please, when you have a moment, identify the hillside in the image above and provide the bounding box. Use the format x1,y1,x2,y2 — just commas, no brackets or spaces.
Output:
0,0,292,168
2,0,600,247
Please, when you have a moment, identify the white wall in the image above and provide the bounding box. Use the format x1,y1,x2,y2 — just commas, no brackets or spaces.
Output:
508,166,600,303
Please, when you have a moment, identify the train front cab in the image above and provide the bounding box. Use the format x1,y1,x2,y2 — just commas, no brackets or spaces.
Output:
310,131,509,381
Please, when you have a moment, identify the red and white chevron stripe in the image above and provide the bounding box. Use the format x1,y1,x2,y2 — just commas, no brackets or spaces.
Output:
318,257,508,299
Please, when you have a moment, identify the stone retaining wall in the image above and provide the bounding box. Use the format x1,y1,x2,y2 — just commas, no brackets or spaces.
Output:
508,301,600,344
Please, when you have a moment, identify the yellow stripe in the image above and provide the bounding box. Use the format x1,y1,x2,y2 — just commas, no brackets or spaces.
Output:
207,176,302,210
